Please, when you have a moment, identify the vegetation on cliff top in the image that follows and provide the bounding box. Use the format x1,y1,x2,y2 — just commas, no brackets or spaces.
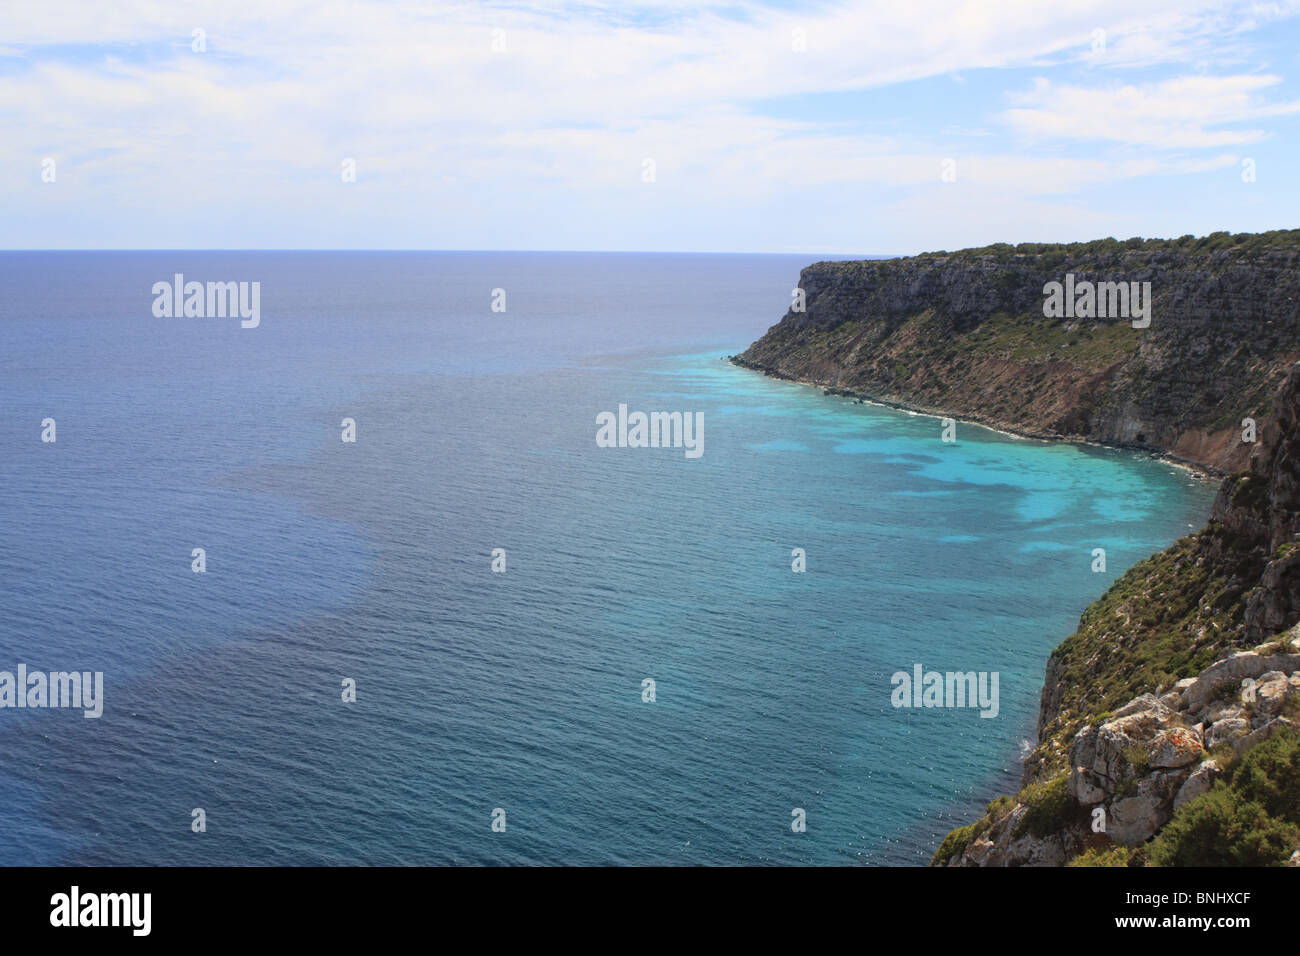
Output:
919,228,1300,262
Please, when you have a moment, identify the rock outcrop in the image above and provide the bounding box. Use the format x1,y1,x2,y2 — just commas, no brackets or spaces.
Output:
939,633,1300,866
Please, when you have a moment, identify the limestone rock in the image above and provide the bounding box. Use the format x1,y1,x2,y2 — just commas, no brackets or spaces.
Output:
1148,727,1202,768
1206,717,1251,748
1173,760,1219,811
1108,787,1167,845
1255,676,1296,719
1068,765,1106,805
1185,652,1300,713
1234,717,1297,753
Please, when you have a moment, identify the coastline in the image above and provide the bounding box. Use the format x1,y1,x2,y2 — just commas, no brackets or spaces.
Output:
728,349,1231,864
727,355,1223,483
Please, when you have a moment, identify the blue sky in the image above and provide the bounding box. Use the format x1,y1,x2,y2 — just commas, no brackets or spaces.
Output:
3,0,1299,253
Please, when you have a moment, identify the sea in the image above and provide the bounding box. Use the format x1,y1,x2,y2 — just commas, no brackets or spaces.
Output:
0,251,1217,865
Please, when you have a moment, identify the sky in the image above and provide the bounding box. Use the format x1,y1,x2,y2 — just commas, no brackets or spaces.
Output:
2,0,1300,253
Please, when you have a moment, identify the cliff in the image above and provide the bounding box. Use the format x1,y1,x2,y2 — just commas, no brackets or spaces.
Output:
733,230,1300,865
936,359,1300,866
735,231,1300,474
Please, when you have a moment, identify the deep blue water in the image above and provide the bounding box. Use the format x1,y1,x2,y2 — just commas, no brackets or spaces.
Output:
0,252,1216,865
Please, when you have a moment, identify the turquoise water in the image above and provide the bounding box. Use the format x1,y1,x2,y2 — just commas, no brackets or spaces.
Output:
0,252,1215,864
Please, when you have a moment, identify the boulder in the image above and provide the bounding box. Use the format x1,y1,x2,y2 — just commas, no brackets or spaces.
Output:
1092,723,1141,781
1234,717,1297,753
1173,760,1219,811
1204,702,1246,724
964,836,995,867
1112,693,1168,721
1206,717,1251,748
1108,787,1168,845
1069,725,1098,771
1255,677,1293,719
1148,727,1203,768
1158,691,1184,710
1068,765,1107,805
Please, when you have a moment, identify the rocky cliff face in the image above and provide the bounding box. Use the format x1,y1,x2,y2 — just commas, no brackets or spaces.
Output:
1030,361,1300,784
932,342,1300,866
736,234,1300,473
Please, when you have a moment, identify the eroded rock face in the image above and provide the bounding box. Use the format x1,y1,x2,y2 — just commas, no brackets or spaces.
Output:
1108,781,1169,846
793,242,1300,867
942,645,1300,865
1225,363,1300,640
1183,651,1300,713
1236,716,1297,752
1026,369,1300,790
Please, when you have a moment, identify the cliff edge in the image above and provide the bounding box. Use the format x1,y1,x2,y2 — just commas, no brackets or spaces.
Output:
735,231,1300,473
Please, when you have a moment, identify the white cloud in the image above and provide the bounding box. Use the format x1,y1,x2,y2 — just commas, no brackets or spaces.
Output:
1003,74,1300,147
0,0,1297,248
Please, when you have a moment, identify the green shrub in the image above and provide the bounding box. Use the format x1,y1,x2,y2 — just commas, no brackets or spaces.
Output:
1149,731,1300,866
1014,774,1077,839
985,795,1015,818
1211,680,1243,703
1147,787,1299,866
932,822,981,866
1123,744,1151,775
1228,728,1300,825
1206,741,1240,773
1069,845,1130,867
